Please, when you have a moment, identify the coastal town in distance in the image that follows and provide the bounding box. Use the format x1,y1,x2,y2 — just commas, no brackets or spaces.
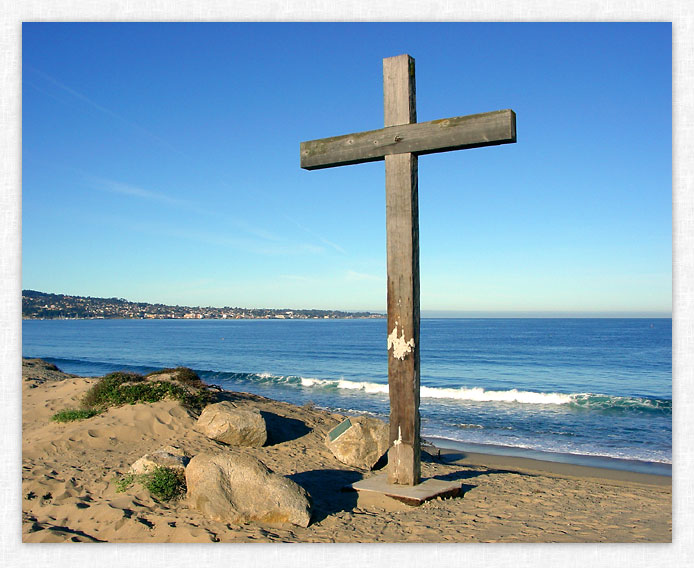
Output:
22,290,385,321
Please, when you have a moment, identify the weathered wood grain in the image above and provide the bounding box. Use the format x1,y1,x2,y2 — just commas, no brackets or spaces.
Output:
300,109,516,170
383,54,416,127
384,55,421,486
299,53,517,488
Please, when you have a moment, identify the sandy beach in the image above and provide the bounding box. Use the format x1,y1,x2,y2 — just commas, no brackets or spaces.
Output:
21,358,671,543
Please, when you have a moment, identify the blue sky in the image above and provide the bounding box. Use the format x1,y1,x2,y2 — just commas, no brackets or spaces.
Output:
22,22,672,314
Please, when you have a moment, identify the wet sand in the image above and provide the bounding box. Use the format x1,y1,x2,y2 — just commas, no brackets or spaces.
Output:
21,359,671,543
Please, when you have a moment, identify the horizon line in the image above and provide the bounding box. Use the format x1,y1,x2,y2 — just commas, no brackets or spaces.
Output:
420,311,672,319
22,289,671,319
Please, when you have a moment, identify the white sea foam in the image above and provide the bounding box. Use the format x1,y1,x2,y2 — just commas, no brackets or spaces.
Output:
253,373,667,413
420,385,574,404
299,376,575,405
300,376,390,394
257,372,279,380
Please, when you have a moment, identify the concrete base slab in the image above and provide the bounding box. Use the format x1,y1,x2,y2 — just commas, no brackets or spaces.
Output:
349,474,463,506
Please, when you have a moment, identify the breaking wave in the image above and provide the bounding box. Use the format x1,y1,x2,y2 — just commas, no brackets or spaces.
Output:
41,358,670,417
201,370,671,415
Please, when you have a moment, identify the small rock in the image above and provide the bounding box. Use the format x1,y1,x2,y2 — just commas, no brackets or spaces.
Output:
185,451,312,527
130,445,190,475
325,415,389,470
195,402,267,447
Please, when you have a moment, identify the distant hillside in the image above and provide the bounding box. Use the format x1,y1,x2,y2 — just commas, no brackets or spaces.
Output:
21,290,384,320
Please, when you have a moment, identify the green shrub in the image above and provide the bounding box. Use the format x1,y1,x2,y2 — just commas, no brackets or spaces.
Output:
81,372,146,408
181,389,214,413
113,467,186,501
146,367,206,388
51,408,100,422
113,473,136,493
81,370,211,412
51,369,213,428
140,466,187,501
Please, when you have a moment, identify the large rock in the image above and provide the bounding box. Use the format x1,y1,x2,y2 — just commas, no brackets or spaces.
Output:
196,401,267,447
325,416,389,470
185,451,311,527
130,445,190,475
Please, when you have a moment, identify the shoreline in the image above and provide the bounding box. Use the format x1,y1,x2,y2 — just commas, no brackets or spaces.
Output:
436,447,670,487
25,355,672,476
426,438,671,480
21,359,671,542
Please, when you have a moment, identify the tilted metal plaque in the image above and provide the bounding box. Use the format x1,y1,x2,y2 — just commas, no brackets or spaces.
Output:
328,418,352,442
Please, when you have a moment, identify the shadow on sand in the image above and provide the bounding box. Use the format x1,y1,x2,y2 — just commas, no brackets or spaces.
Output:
211,391,312,445
432,456,541,483
259,411,311,446
288,469,363,523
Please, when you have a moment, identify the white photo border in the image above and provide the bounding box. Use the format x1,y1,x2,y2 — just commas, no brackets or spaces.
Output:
2,2,689,567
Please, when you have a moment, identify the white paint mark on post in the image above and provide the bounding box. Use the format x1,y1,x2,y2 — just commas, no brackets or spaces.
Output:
387,321,415,360
393,425,402,446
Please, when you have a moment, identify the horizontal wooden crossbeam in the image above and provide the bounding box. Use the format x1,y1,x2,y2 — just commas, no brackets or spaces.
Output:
300,109,516,170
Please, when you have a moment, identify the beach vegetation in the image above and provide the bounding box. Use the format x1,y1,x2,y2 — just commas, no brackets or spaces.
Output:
113,467,186,501
50,368,213,427
81,370,213,413
114,473,136,493
51,408,101,422
146,366,206,388
140,466,187,501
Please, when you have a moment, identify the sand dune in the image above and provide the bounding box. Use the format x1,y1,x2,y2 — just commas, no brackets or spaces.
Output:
21,359,671,543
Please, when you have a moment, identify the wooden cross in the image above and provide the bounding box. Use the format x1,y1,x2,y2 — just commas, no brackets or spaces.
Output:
300,54,516,486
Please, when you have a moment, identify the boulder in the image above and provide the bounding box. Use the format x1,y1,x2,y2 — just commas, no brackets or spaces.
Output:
325,416,389,470
129,445,190,475
195,401,267,447
185,451,312,527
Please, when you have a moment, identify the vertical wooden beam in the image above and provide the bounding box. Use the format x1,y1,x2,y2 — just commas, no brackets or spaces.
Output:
301,53,516,487
384,54,421,486
383,54,416,126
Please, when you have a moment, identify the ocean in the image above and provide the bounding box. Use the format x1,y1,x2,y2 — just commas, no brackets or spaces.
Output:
22,317,672,475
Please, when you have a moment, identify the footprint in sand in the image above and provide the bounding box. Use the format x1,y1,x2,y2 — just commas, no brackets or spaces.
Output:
150,416,175,435
52,490,75,503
